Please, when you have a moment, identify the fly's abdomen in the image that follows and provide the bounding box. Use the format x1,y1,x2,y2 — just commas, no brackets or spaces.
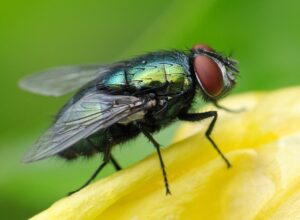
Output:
59,132,107,159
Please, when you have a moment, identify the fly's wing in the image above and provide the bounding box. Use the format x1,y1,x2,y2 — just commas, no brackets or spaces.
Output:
23,91,150,162
19,64,111,97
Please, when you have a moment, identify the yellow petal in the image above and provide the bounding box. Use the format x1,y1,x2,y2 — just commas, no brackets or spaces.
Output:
31,87,300,220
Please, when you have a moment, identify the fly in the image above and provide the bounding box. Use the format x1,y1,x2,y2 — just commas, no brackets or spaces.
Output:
19,44,239,195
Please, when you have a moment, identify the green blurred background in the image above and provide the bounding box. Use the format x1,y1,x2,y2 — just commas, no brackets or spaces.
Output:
0,0,299,219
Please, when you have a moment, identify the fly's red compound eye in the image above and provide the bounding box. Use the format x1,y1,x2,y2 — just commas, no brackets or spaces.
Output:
192,44,215,52
194,55,224,97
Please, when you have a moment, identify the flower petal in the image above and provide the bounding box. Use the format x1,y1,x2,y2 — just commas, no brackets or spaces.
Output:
31,87,300,220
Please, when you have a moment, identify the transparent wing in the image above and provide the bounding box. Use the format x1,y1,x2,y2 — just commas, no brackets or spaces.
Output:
19,64,110,97
23,91,149,162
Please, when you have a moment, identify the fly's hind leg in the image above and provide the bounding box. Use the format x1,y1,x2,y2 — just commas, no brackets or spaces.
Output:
68,134,122,196
110,156,122,171
86,135,122,172
178,111,232,168
104,131,122,171
68,159,109,196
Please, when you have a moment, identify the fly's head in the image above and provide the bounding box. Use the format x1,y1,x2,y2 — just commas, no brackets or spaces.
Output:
191,44,239,101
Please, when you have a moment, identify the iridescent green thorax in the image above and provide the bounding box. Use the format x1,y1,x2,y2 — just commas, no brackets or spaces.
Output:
102,52,194,95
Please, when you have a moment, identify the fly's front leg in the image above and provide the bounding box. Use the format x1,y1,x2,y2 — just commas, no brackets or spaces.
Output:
178,111,231,168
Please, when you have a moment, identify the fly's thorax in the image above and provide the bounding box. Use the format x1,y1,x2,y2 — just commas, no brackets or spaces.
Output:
102,69,127,89
101,52,193,95
128,61,189,89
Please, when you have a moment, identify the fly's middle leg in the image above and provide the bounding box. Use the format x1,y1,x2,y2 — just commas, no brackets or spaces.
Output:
136,123,171,195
